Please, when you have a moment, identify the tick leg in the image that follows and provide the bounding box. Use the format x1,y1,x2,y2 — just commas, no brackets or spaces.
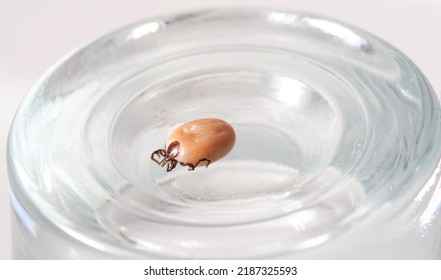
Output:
151,149,167,165
166,159,178,172
179,162,196,171
180,158,211,171
196,158,211,169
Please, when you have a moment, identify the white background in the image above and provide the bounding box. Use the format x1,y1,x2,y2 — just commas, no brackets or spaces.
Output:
0,0,440,259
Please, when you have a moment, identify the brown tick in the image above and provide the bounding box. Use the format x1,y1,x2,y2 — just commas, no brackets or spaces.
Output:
151,118,236,172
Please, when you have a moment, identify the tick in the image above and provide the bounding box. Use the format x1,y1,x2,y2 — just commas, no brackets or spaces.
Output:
151,118,236,172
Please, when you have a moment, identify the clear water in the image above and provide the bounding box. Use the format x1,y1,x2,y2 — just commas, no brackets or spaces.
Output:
8,9,441,259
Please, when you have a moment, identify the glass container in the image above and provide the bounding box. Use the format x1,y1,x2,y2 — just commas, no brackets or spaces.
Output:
8,9,441,259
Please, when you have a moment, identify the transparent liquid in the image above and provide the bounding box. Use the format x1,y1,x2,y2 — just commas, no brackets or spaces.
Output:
8,9,441,259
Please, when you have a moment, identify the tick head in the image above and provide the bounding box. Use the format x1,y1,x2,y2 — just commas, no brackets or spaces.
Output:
166,141,180,158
